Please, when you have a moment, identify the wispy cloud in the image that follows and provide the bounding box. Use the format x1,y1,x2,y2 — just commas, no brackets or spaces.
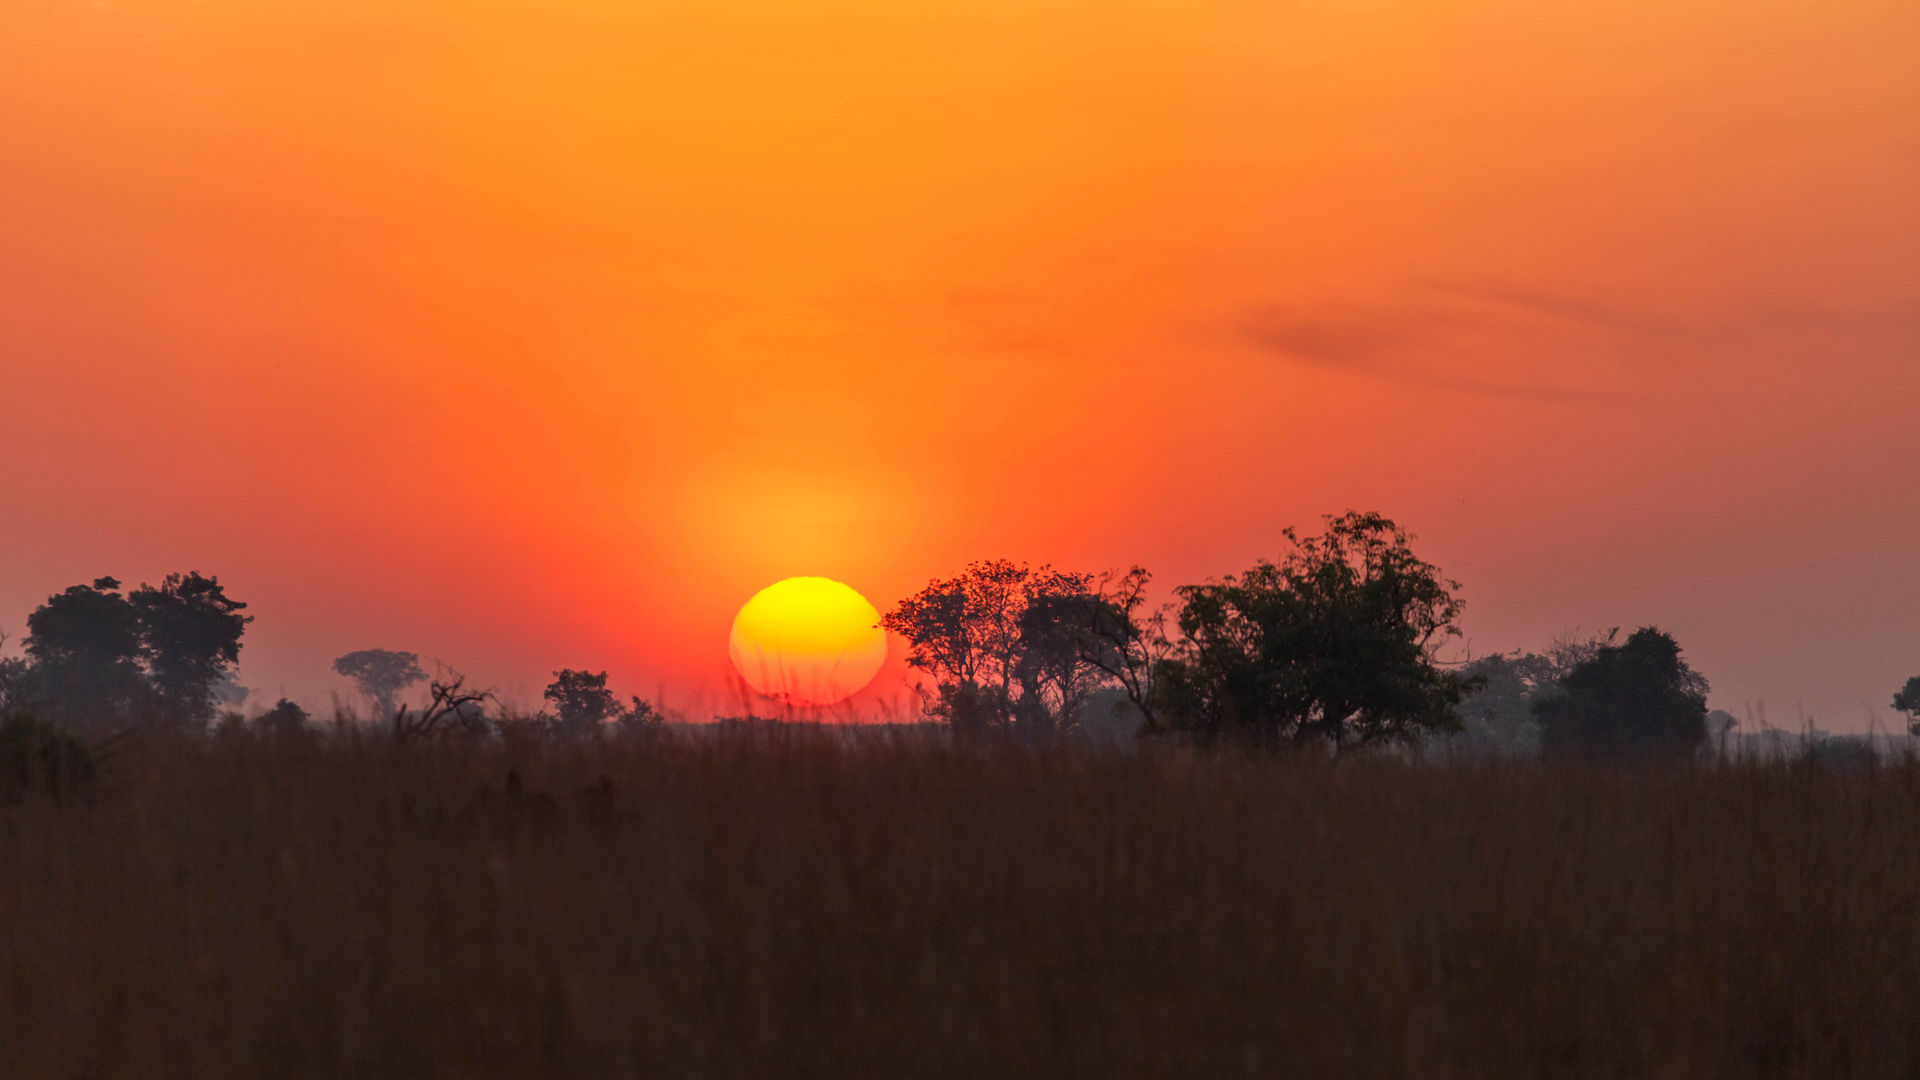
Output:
1417,281,1684,337
1240,303,1644,404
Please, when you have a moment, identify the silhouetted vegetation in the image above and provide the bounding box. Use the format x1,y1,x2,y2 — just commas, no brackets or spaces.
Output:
1,522,1915,1076
1,730,1917,1077
882,560,1107,741
22,577,150,728
1069,567,1176,735
542,669,658,738
131,573,251,725
254,698,312,737
0,643,30,716
1451,631,1611,754
1806,732,1876,769
890,513,1480,749
0,709,94,795
1536,627,1710,757
17,573,249,731
394,675,495,743
1156,512,1477,747
0,520,1832,766
1895,675,1920,735
332,648,427,718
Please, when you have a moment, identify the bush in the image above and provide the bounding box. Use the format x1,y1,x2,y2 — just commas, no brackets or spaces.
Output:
1808,735,1875,770
0,710,95,795
1535,627,1709,758
256,698,312,737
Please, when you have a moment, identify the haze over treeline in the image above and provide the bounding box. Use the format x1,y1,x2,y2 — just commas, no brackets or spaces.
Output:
7,513,1917,757
2,0,1916,722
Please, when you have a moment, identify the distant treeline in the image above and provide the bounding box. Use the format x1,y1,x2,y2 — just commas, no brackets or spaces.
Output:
0,574,250,731
884,511,1733,757
0,574,658,743
5,511,1917,756
884,510,1920,756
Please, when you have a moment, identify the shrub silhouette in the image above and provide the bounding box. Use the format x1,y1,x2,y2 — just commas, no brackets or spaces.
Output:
256,698,312,737
0,710,94,795
1535,627,1709,758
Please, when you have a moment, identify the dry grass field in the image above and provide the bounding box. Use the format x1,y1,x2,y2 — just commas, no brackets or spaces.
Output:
1,726,1916,1079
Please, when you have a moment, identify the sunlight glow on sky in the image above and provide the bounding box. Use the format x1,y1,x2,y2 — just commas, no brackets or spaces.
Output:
1,0,1916,723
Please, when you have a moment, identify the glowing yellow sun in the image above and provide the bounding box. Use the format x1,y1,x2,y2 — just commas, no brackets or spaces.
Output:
728,577,887,706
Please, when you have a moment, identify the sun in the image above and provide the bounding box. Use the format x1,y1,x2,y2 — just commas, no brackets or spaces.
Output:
728,577,888,706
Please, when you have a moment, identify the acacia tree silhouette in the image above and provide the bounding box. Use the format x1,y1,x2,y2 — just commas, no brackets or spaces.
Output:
333,648,428,719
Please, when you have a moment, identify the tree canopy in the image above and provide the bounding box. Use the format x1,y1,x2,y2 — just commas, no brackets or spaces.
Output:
882,560,1104,740
333,648,428,719
1453,631,1612,754
1534,627,1709,758
1153,512,1476,748
20,573,249,728
545,669,623,733
1893,676,1920,735
131,573,251,724
23,577,149,726
543,669,656,738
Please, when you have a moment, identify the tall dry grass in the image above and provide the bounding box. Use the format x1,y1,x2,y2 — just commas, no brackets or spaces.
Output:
1,727,1916,1078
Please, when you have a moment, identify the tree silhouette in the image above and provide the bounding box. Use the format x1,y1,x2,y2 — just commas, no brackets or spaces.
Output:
883,561,1102,740
615,696,662,736
1455,651,1555,752
1062,567,1178,736
333,648,428,719
23,577,149,728
0,653,27,717
1534,627,1709,758
544,669,625,736
1155,512,1476,748
395,674,494,743
256,698,311,736
1893,676,1920,735
1454,631,1615,754
129,573,251,726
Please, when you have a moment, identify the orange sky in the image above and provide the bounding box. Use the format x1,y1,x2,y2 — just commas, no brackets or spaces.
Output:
2,0,1917,726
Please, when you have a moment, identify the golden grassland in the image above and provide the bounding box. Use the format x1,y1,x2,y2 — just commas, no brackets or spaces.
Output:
1,726,1916,1078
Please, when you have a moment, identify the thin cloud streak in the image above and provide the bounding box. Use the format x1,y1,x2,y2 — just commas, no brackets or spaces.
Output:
1417,282,1685,337
1240,305,1646,405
